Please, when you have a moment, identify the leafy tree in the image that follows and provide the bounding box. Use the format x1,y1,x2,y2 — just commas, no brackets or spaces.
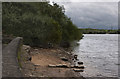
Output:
3,2,83,48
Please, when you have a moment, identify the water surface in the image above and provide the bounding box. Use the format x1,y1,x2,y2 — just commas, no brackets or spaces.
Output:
73,34,118,77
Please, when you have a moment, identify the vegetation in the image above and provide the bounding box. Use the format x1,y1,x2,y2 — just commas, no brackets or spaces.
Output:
3,2,83,48
79,28,120,34
17,39,23,68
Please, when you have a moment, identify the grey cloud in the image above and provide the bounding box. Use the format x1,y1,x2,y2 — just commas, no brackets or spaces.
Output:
54,2,118,29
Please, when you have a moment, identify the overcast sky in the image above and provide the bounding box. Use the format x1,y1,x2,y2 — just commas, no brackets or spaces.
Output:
1,0,119,29
50,0,118,29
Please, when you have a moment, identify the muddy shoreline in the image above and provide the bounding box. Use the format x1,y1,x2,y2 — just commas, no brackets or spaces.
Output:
20,45,85,78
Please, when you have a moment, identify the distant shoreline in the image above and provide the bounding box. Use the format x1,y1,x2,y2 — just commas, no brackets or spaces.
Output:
79,28,120,34
83,33,117,35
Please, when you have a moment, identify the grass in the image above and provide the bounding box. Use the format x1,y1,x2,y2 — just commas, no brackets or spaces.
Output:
17,40,23,68
17,50,22,68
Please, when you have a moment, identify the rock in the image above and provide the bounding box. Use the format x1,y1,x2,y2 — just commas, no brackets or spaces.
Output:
26,56,32,61
77,62,83,65
48,64,57,67
23,45,31,50
73,69,84,72
35,52,39,54
70,65,84,69
74,66,84,69
56,64,69,68
34,49,38,51
26,49,30,52
34,64,40,66
70,65,75,68
39,76,45,77
74,55,78,60
48,64,69,68
66,52,71,54
23,45,31,54
60,57,68,61
29,75,33,77
28,57,32,61
72,58,74,60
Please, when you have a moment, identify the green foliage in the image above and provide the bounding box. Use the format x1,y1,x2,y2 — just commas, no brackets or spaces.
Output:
3,2,82,47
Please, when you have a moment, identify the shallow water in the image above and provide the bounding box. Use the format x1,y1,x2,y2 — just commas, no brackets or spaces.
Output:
73,34,119,77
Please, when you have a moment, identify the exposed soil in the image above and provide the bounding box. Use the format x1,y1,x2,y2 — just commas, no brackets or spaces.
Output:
20,45,84,78
31,49,70,67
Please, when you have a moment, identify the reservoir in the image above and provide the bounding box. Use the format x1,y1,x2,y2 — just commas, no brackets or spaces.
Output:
73,34,119,77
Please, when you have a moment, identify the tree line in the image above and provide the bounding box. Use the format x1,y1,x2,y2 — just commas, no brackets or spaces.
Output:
3,2,83,48
79,28,120,34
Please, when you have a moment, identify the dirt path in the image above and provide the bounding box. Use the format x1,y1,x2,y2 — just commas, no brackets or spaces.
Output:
31,48,70,67
21,45,84,78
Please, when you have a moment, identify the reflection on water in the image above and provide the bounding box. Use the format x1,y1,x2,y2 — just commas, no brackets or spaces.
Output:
73,34,118,77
